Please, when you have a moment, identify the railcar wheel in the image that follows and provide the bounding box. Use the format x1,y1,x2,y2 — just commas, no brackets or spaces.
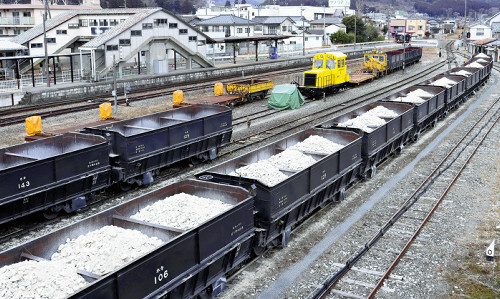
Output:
412,130,421,142
118,181,133,192
42,207,61,220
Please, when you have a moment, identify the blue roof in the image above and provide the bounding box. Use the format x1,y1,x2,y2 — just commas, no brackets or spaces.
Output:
196,15,257,25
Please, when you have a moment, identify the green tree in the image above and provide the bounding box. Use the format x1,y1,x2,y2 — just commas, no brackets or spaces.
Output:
330,31,355,44
342,15,365,38
365,23,380,41
382,25,388,35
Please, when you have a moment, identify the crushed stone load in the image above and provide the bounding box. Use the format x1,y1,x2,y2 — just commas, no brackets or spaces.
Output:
392,95,426,104
290,135,344,154
230,159,289,187
430,77,457,88
392,88,433,104
476,58,488,63
51,226,164,275
408,89,434,98
368,106,399,118
267,149,316,171
338,113,387,133
337,106,399,133
0,260,87,299
467,62,485,69
475,53,489,58
131,193,233,230
451,70,472,76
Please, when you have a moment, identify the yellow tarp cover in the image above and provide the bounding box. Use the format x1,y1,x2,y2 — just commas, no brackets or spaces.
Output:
214,83,223,96
173,90,183,105
99,102,112,120
25,116,42,136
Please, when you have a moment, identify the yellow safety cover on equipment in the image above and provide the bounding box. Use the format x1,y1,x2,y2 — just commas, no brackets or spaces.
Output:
214,83,223,96
99,102,112,120
173,90,183,105
25,116,42,136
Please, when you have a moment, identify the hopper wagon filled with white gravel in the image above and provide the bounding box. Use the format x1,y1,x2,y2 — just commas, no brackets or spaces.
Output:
197,128,363,249
0,180,254,298
417,74,466,114
470,53,493,75
442,67,482,92
317,102,414,178
380,85,446,140
463,59,491,83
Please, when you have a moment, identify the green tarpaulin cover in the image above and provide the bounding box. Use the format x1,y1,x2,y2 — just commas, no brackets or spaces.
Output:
267,84,305,110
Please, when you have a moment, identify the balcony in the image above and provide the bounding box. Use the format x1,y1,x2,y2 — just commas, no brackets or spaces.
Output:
0,17,34,26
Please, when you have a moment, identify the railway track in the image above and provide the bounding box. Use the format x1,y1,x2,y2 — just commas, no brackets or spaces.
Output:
309,96,500,299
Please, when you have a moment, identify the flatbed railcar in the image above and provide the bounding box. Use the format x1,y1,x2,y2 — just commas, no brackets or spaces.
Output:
225,78,273,102
0,51,493,299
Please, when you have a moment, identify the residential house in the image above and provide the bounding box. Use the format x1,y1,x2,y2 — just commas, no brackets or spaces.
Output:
389,19,405,38
487,12,500,39
192,15,256,38
406,19,426,37
251,16,295,36
469,24,492,40
0,0,101,37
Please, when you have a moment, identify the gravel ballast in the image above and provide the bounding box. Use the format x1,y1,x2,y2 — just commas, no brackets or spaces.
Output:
130,193,233,230
0,260,87,299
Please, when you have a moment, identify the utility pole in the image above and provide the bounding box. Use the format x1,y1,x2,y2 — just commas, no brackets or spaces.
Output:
463,0,467,64
354,10,357,49
43,0,50,87
247,10,250,37
323,6,326,46
113,55,117,115
301,4,305,56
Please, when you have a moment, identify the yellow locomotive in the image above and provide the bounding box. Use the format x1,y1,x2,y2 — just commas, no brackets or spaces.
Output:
298,52,349,97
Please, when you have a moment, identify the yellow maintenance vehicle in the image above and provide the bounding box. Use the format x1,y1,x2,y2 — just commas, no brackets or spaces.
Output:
298,52,349,97
349,49,389,85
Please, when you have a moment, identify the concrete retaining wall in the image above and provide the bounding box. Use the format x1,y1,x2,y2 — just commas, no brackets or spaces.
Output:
21,57,313,105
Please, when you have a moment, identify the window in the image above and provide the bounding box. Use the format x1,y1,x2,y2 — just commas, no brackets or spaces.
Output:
213,25,220,32
202,26,209,32
89,19,98,26
0,29,3,35
79,19,88,27
99,19,108,26
288,26,292,31
316,37,319,40
326,60,335,69
408,25,414,31
120,19,125,23
45,37,56,43
14,29,21,35
188,36,197,41
68,23,79,29
119,39,131,46
313,59,323,68
142,23,152,29
30,43,42,48
131,30,142,36
305,37,308,41
169,23,178,28
154,19,168,26
282,26,287,32
179,29,188,34
418,25,423,30
23,12,31,17
255,25,262,31
110,19,118,26
198,40,206,46
56,30,67,35
237,28,242,33
106,45,118,51
245,28,249,33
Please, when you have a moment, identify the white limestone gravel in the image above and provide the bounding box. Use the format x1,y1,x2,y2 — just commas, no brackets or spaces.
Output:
368,106,400,118
408,89,434,98
267,149,316,171
338,106,399,133
290,135,344,154
130,193,233,230
392,95,426,104
474,53,489,58
51,225,164,275
0,260,87,299
230,159,289,187
430,77,457,88
466,62,486,69
451,70,472,76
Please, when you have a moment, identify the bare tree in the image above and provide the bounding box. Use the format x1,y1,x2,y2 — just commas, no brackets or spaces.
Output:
355,0,364,15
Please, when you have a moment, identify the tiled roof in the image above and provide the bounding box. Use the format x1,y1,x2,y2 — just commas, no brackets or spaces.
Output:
11,8,154,45
474,38,496,45
195,14,257,25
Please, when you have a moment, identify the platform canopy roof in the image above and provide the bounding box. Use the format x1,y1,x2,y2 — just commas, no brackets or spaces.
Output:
211,35,292,44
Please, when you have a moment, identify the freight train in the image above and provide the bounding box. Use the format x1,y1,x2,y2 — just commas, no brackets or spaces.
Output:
0,53,493,299
298,47,423,97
